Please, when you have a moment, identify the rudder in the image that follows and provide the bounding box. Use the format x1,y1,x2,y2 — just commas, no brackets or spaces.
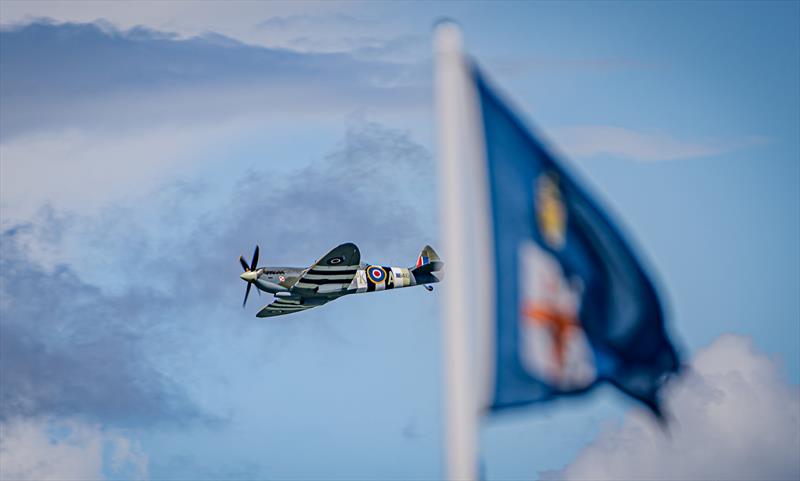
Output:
412,245,444,278
415,245,440,267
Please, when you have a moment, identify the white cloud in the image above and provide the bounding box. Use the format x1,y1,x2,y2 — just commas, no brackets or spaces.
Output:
551,125,768,162
254,13,377,51
0,417,147,481
545,334,800,481
0,122,245,221
252,13,425,61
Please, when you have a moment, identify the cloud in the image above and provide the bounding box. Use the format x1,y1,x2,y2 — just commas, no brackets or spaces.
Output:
254,14,427,62
0,117,434,427
543,334,800,481
0,3,353,50
551,125,768,162
255,13,371,34
0,124,245,221
1,32,435,460
0,20,429,220
0,21,426,140
136,117,437,291
485,55,661,77
0,416,147,481
0,15,437,479
0,223,205,426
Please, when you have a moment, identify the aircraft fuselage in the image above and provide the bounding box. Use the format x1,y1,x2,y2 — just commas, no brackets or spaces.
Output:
246,263,431,297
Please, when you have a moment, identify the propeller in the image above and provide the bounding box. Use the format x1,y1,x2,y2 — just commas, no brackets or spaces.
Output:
239,245,261,307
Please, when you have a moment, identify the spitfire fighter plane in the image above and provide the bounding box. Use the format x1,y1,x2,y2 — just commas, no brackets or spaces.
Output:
238,243,444,317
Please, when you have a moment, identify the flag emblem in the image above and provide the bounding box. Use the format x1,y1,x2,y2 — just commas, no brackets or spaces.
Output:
535,171,567,250
523,171,596,388
519,242,596,390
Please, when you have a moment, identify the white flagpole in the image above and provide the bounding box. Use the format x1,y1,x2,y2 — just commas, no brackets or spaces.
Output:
435,22,492,481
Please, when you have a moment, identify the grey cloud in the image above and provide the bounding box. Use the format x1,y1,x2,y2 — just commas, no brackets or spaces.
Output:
0,20,426,139
230,119,434,255
1,118,436,427
133,118,437,299
78,116,435,327
0,223,204,426
1,17,437,475
543,334,800,481
0,19,366,93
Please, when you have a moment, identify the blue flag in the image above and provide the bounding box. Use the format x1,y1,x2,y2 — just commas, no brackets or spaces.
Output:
475,68,680,416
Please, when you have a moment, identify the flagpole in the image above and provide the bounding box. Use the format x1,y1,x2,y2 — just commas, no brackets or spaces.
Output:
435,22,480,481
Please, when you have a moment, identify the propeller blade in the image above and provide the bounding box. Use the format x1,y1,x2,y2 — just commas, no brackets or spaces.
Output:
250,245,259,271
240,245,260,308
243,282,252,308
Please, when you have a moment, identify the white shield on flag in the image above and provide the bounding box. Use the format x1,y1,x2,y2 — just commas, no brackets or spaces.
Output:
518,241,597,390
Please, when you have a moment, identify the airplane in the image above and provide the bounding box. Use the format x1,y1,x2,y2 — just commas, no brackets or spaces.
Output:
238,243,444,317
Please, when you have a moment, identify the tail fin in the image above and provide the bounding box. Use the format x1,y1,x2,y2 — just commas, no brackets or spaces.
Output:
412,245,444,278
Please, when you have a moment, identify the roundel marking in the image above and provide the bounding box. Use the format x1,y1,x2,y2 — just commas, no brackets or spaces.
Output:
327,256,345,265
367,265,386,284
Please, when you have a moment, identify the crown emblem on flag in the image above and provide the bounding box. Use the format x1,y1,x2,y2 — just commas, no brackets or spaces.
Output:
535,171,567,250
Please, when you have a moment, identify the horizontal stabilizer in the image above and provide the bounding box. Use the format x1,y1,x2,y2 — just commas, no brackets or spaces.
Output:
412,261,444,276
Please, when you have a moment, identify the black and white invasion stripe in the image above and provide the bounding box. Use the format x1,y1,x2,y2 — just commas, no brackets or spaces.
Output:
268,298,313,312
293,265,358,291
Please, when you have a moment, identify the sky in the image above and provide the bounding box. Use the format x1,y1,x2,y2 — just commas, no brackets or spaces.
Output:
0,1,798,480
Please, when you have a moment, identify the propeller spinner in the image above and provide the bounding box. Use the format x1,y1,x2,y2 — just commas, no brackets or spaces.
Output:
239,245,261,307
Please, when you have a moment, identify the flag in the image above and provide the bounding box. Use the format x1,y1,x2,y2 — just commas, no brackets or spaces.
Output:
435,23,681,480
473,67,681,417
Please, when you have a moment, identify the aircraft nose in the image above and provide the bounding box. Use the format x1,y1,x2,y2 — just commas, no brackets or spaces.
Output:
240,271,257,282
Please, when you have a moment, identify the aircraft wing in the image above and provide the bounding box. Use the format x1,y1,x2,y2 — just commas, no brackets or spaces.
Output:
256,243,361,317
256,297,328,318
292,242,361,294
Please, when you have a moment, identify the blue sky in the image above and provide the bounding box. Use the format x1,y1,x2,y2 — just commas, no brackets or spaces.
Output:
0,2,797,480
